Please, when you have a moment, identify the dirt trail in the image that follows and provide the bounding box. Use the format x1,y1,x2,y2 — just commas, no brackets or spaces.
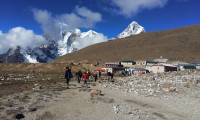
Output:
1,73,200,120
23,82,200,120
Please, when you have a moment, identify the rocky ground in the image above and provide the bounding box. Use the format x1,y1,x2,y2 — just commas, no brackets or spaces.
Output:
0,70,200,120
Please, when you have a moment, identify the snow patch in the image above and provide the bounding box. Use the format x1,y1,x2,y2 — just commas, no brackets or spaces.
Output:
24,54,38,63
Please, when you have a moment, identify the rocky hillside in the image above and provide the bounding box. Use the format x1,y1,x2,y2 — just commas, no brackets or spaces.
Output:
53,24,200,64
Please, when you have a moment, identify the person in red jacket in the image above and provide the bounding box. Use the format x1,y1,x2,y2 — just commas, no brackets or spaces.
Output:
82,72,89,84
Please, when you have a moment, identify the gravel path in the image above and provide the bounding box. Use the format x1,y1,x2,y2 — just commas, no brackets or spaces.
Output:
1,70,200,120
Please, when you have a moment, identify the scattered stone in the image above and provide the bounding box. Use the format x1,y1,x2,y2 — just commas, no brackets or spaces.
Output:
113,104,119,113
128,111,134,115
162,83,176,92
7,103,13,107
15,113,25,119
29,107,37,112
33,84,42,90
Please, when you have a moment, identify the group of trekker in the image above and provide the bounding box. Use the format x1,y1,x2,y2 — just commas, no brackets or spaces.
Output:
64,67,103,88
76,69,92,84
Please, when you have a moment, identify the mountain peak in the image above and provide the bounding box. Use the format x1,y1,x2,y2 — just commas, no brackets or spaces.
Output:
130,21,138,25
81,30,98,38
73,28,81,34
117,21,145,38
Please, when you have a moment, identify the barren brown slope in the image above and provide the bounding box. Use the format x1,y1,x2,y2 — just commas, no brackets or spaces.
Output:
53,24,200,64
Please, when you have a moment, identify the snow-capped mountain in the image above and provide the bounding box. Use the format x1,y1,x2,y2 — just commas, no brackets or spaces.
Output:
0,21,145,63
117,21,145,38
57,29,98,55
0,29,100,63
81,30,98,38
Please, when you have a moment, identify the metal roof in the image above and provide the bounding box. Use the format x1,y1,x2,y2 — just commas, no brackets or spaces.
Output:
192,62,200,65
120,60,135,63
147,63,177,67
177,64,196,67
146,61,159,64
153,58,168,63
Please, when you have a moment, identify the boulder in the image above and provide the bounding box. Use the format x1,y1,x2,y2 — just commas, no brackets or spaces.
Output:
162,83,176,92
90,89,102,97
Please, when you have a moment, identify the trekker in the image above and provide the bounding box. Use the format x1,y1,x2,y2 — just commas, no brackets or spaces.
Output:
128,70,131,76
122,70,126,77
76,70,82,84
107,71,112,82
86,69,91,76
99,71,101,78
86,69,91,81
93,72,98,82
65,67,73,88
111,72,114,80
82,72,89,84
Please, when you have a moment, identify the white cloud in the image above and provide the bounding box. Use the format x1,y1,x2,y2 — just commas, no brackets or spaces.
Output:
111,0,168,17
75,6,102,27
32,9,61,39
72,33,108,50
32,6,102,40
0,27,46,54
0,6,104,55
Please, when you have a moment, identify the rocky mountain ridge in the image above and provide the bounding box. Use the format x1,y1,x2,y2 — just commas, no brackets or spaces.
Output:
0,29,99,63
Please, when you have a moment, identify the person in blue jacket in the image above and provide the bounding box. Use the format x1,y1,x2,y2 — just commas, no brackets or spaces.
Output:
65,67,73,88
76,70,82,84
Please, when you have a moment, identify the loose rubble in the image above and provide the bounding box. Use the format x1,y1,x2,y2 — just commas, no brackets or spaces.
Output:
99,70,200,97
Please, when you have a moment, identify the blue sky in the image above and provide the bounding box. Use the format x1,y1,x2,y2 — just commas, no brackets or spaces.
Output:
0,0,199,54
0,0,199,38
